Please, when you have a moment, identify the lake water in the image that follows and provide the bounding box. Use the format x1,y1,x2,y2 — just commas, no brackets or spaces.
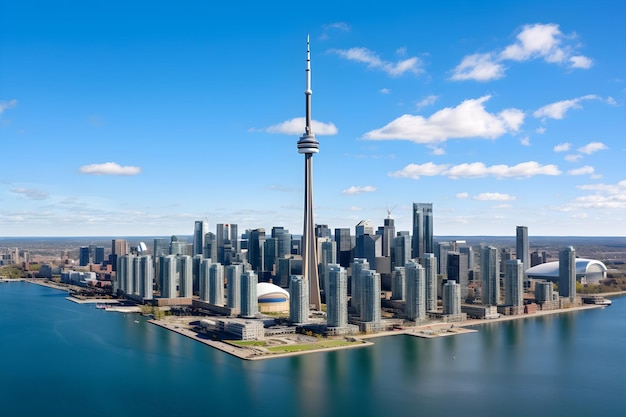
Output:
1,281,624,417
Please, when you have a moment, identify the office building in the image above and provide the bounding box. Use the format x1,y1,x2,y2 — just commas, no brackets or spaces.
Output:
193,220,208,256
289,275,309,324
79,247,90,266
481,246,500,306
559,246,576,300
394,233,411,269
405,261,426,321
447,251,469,300
247,228,266,274
435,241,452,275
516,226,529,273
412,203,433,259
334,228,353,268
505,259,524,307
326,264,348,328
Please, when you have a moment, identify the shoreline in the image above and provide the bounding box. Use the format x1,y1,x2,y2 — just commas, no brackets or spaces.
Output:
11,280,625,361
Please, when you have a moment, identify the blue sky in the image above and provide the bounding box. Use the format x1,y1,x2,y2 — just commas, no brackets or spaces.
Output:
1,0,625,237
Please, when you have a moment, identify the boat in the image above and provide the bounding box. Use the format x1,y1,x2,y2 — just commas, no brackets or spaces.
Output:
582,295,612,306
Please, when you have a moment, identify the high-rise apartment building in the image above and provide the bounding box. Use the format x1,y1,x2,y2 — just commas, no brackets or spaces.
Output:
226,264,243,309
161,255,178,298
350,258,370,315
405,261,426,321
447,251,469,300
326,264,348,328
240,270,258,318
360,269,381,324
199,259,211,302
391,266,406,301
289,275,309,324
412,203,433,259
138,255,153,300
209,262,224,305
505,259,524,307
177,255,193,298
481,246,500,306
443,280,461,315
420,253,438,311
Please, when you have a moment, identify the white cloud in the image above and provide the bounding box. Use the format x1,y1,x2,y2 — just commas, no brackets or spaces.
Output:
493,204,513,209
536,127,546,134
450,53,505,81
430,147,446,155
79,162,141,176
379,88,391,94
533,95,600,120
341,185,377,195
0,99,17,115
452,23,592,81
363,96,524,144
472,192,517,201
456,192,469,199
265,117,338,135
578,142,608,154
565,154,582,162
389,160,561,179
553,142,571,152
329,47,423,76
568,166,594,175
560,180,626,210
520,136,530,146
569,55,593,69
415,95,438,110
10,187,49,200
323,22,351,32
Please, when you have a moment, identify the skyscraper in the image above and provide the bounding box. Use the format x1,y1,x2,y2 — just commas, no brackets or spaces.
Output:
327,264,348,328
391,266,406,301
209,262,224,305
240,270,258,318
505,259,524,307
360,269,381,324
177,255,193,298
289,275,309,324
516,226,529,273
226,264,243,309
297,37,321,310
193,220,208,256
443,280,461,315
334,228,353,268
199,259,211,302
420,253,438,311
412,203,433,259
447,251,469,300
559,246,576,300
139,255,153,300
350,258,370,315
481,246,500,306
405,261,426,321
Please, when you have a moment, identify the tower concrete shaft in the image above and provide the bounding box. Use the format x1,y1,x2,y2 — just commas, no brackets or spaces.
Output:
297,36,321,310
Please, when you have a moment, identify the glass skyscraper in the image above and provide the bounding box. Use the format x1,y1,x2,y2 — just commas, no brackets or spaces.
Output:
412,203,433,259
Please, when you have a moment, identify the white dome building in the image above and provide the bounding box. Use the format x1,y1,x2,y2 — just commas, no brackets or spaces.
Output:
525,258,608,284
257,282,290,313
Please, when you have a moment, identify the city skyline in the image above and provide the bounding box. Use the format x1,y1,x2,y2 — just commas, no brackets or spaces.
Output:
1,1,625,237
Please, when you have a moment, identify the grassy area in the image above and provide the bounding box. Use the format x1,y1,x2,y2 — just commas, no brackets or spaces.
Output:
229,340,268,347
266,339,361,354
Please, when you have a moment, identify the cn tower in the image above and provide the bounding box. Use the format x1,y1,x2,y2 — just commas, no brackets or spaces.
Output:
297,36,321,310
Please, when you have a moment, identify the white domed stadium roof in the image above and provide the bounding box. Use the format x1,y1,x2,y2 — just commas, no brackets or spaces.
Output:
525,258,607,283
257,282,290,301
